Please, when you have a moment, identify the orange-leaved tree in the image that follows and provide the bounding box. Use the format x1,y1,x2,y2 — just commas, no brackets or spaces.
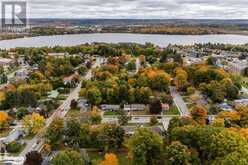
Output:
100,153,119,165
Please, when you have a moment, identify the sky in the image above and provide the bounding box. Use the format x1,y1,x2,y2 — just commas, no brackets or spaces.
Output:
4,0,248,19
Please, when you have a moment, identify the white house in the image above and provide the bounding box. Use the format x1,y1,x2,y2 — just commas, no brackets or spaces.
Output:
124,104,146,111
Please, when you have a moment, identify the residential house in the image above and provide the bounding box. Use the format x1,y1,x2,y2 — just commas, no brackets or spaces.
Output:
124,104,146,111
162,103,170,111
15,69,29,79
100,104,120,111
0,58,14,70
234,99,248,107
63,73,79,86
47,52,69,58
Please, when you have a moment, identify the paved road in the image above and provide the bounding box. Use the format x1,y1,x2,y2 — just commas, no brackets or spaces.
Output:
169,86,190,116
20,58,102,157
20,82,82,156
135,58,141,74
162,117,172,130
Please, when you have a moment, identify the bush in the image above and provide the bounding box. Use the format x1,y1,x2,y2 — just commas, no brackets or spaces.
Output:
16,107,29,120
208,106,223,115
6,141,23,153
150,117,158,126
160,93,173,105
58,88,70,94
187,87,196,95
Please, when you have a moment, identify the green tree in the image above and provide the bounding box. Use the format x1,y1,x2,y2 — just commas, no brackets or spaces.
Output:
63,120,82,148
128,128,163,165
86,87,102,105
51,149,85,165
97,124,125,152
0,74,8,84
206,56,217,66
243,67,248,77
164,141,198,165
45,118,64,149
16,107,29,120
167,117,196,134
150,116,158,126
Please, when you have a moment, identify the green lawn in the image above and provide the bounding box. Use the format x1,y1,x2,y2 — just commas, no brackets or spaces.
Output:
9,143,26,156
56,95,67,100
103,110,120,116
130,110,149,115
0,129,11,138
88,151,130,165
163,105,180,115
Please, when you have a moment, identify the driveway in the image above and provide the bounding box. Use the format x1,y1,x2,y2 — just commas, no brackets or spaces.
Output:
169,86,190,116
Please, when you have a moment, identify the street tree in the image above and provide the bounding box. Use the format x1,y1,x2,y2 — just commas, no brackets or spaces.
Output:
23,113,45,135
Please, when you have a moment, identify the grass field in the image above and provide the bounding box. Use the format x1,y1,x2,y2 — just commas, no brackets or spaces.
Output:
103,110,120,116
163,105,180,115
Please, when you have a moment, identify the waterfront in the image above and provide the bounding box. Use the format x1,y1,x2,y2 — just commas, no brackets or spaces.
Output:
1,33,248,49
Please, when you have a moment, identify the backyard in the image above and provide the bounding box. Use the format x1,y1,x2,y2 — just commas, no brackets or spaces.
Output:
163,105,180,115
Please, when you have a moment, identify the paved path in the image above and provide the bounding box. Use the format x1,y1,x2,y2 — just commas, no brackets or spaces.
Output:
169,86,190,116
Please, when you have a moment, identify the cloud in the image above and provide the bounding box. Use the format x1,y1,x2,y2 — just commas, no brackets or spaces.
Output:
24,0,248,18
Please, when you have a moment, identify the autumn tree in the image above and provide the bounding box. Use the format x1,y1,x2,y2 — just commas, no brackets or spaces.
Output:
90,106,102,124
0,111,9,130
190,105,207,125
170,125,248,164
100,153,119,165
23,113,45,135
174,67,189,91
